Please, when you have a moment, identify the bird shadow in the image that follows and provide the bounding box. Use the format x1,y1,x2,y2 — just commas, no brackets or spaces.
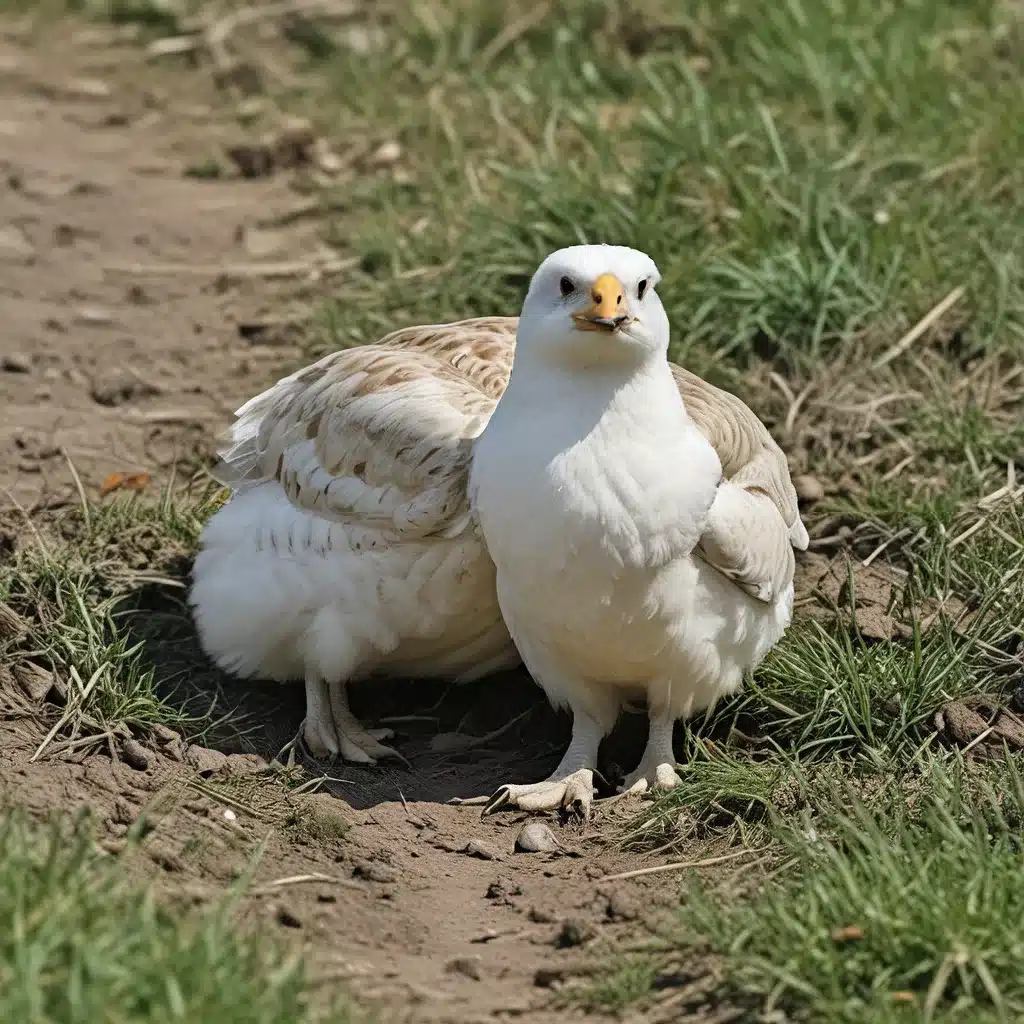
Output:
122,559,653,810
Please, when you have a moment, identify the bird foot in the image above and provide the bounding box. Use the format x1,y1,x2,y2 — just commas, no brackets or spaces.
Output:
301,717,406,767
480,768,595,819
619,761,679,796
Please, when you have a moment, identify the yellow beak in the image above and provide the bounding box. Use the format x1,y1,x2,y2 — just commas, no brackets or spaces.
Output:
572,273,631,332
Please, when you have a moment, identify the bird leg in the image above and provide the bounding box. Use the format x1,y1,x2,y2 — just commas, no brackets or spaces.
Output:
620,709,679,794
480,710,604,819
300,674,406,765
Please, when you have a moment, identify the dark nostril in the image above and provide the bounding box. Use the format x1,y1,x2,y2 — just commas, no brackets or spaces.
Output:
616,294,622,303
593,291,602,303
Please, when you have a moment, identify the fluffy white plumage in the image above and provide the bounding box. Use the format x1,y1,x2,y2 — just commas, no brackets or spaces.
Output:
189,248,806,774
469,245,805,813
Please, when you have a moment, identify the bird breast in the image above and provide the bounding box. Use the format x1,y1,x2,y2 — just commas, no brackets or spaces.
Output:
472,383,724,618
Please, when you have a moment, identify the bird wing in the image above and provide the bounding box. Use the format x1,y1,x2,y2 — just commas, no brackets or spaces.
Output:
212,313,805,585
212,317,515,541
696,481,797,602
670,366,807,603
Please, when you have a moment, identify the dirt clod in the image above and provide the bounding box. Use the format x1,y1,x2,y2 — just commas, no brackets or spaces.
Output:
2,353,32,373
13,663,57,703
464,838,500,860
275,903,303,928
185,744,228,777
555,917,596,948
353,860,398,884
605,889,640,921
90,369,159,407
120,738,151,771
793,474,825,503
446,955,484,981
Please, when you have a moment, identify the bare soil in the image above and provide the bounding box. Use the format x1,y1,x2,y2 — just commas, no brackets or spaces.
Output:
0,23,728,1023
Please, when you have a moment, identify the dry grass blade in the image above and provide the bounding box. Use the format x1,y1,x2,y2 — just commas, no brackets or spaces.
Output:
873,286,966,369
600,848,760,882
102,257,357,280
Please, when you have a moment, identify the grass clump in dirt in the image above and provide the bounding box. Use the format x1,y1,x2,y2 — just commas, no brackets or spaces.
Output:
0,809,359,1024
0,488,222,756
672,758,1024,1023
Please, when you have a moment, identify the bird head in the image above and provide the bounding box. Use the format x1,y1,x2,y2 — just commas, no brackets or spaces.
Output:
516,245,669,369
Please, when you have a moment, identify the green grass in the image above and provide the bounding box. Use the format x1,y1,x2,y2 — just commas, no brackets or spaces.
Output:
0,489,221,753
2,0,1023,1020
671,758,1024,1023
0,811,358,1024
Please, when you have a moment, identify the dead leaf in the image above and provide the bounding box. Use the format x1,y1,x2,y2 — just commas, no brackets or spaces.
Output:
100,471,150,497
831,925,865,942
891,991,917,1004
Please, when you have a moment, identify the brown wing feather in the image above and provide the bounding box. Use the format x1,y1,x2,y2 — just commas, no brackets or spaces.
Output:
213,318,515,540
214,315,805,588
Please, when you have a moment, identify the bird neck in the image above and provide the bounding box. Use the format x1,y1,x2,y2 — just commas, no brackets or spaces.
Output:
501,348,690,437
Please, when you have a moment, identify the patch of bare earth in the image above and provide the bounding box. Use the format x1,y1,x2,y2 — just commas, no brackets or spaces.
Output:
0,24,727,1024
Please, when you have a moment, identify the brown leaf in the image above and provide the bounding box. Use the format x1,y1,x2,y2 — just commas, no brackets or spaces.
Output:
100,471,150,497
891,991,917,1004
831,925,865,942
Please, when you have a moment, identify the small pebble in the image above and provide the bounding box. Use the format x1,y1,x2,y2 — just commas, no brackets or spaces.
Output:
793,474,825,503
223,809,237,822
75,306,115,327
515,822,560,853
369,140,402,167
2,353,31,373
464,839,499,860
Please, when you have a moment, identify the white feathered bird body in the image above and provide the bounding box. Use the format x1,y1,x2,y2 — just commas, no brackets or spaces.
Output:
469,245,800,749
190,298,804,762
471,351,792,733
190,320,521,690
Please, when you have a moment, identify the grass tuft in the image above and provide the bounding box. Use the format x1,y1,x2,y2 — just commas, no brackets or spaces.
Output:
0,810,359,1023
675,758,1024,1022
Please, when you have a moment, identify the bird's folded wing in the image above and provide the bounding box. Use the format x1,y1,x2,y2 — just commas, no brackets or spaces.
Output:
697,481,796,603
671,365,809,552
212,318,515,540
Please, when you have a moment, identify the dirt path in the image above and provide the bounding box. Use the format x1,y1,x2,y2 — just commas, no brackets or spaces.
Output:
0,23,713,1024
0,23,323,509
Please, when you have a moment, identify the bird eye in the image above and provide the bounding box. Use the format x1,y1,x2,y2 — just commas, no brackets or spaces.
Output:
637,278,649,300
559,276,575,298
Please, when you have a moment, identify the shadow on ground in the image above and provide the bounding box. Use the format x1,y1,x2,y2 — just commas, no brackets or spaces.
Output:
123,561,656,809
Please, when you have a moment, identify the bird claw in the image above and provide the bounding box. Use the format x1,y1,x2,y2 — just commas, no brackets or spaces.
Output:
478,768,595,820
619,761,679,796
299,717,410,768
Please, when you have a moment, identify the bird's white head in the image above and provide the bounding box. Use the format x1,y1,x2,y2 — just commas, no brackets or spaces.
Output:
516,244,669,370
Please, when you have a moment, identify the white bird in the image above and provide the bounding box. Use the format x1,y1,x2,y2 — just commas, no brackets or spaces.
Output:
189,253,806,773
470,244,807,816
